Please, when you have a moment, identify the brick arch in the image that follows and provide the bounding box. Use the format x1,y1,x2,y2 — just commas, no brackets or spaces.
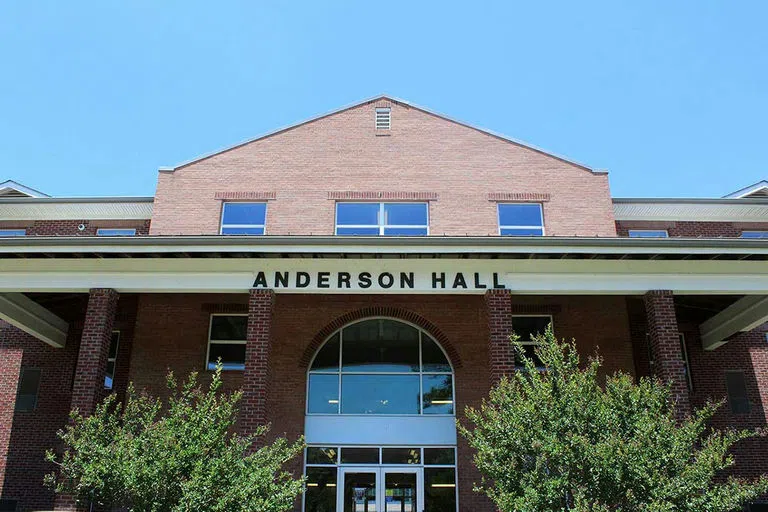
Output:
299,307,462,370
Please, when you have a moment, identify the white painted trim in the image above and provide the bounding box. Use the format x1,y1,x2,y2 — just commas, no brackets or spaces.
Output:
700,295,768,350
0,200,152,221
0,293,68,347
614,201,768,222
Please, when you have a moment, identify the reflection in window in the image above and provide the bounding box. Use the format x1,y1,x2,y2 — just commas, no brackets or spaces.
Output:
220,202,267,235
305,467,337,512
335,203,428,236
425,467,457,512
307,319,454,415
497,203,544,236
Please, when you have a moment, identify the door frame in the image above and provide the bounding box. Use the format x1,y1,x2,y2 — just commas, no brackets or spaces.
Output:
337,466,424,512
381,466,423,512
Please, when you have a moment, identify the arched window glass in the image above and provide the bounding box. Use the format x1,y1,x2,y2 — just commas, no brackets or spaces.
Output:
307,318,454,416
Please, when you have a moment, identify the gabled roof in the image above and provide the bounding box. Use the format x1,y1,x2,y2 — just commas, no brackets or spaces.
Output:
159,95,603,174
723,180,768,199
0,180,49,198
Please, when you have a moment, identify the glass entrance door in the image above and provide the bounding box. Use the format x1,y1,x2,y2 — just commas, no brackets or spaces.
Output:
338,467,422,512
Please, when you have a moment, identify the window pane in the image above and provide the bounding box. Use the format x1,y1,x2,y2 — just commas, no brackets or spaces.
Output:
383,227,428,236
305,467,337,512
308,374,340,414
424,468,456,512
383,203,427,226
336,203,379,225
336,227,380,235
343,472,377,512
500,227,544,236
628,230,668,238
96,228,136,236
207,343,246,370
210,316,248,341
340,447,379,464
382,447,420,464
16,368,41,411
0,229,26,236
306,447,338,465
221,226,265,235
424,448,455,465
341,375,420,414
385,472,417,512
511,317,551,343
725,371,751,414
105,361,116,389
311,333,340,372
222,203,266,225
422,375,454,414
741,231,768,238
108,332,120,359
342,320,420,372
498,204,542,227
422,336,451,372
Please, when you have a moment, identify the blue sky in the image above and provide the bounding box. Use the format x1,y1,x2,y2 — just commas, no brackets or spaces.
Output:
0,1,766,198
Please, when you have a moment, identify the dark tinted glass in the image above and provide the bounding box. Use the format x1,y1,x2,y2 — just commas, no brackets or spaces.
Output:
382,447,420,464
343,472,377,512
207,343,246,370
308,374,340,414
383,203,427,226
342,319,419,372
498,203,542,227
341,375,420,414
511,316,551,343
210,316,248,341
340,447,379,464
725,371,751,414
311,333,340,372
336,203,379,225
424,448,455,465
421,336,451,372
422,375,454,414
15,368,41,411
385,472,417,511
306,447,338,465
221,226,265,235
108,332,120,359
305,467,337,512
222,202,266,225
424,468,456,512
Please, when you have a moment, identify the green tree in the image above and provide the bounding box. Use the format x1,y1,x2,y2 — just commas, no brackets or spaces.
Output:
45,365,304,512
459,326,768,512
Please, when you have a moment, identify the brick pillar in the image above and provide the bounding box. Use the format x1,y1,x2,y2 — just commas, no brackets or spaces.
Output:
70,288,119,417
0,334,22,491
644,290,691,418
486,289,515,385
241,289,275,438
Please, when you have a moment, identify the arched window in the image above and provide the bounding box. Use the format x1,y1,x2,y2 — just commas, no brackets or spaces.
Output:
307,318,454,415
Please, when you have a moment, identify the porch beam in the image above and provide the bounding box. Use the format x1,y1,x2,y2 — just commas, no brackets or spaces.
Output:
0,292,68,348
700,295,768,350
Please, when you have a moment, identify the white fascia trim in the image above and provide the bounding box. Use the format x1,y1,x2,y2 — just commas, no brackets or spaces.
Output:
0,292,68,347
0,201,153,220
700,295,768,350
614,201,768,222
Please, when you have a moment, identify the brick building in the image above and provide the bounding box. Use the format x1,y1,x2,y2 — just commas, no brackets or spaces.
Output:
0,96,767,511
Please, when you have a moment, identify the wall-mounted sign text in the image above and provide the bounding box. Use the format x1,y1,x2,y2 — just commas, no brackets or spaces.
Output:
252,270,506,291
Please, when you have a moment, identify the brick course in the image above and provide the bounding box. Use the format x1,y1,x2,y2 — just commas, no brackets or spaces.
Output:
616,220,768,238
241,289,275,438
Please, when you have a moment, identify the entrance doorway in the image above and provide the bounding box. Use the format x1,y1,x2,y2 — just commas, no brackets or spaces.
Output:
340,467,420,512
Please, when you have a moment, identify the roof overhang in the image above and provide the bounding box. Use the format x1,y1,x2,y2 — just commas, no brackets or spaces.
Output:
613,197,768,222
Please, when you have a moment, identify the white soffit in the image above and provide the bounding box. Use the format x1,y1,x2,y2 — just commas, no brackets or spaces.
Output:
0,199,153,220
613,201,768,222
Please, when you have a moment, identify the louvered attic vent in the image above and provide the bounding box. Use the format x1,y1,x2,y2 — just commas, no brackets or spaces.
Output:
375,107,391,130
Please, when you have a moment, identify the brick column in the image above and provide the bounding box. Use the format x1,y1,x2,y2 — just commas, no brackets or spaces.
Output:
71,288,119,417
241,289,275,437
0,333,22,491
644,290,691,418
486,289,515,385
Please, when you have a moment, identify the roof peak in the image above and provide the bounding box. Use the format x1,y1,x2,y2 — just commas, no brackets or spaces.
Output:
0,180,49,198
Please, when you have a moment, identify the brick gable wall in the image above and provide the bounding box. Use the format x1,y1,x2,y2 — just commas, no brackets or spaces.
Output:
151,101,616,237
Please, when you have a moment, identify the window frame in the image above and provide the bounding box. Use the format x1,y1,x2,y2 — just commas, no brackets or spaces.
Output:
0,228,26,237
628,229,669,238
497,203,545,236
306,317,454,416
510,314,554,369
96,228,137,236
104,330,120,390
334,202,429,236
206,313,248,371
15,367,42,412
219,202,268,235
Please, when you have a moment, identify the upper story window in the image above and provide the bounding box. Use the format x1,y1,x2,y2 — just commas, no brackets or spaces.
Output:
335,203,428,236
741,231,768,239
97,228,136,236
220,202,267,235
498,203,544,236
0,229,26,237
307,318,454,415
206,314,247,370
628,229,669,238
375,107,391,130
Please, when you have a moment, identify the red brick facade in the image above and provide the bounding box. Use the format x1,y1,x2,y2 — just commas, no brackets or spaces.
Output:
241,289,275,437
617,220,768,238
